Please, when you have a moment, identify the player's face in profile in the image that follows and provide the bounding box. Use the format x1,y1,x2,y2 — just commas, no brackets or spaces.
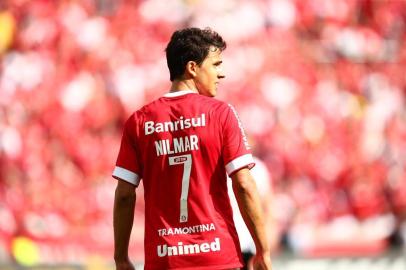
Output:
195,46,225,97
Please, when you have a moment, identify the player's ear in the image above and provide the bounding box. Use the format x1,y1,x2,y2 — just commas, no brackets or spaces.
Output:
185,61,198,78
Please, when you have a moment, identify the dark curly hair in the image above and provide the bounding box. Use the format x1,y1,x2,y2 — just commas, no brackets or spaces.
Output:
165,27,227,81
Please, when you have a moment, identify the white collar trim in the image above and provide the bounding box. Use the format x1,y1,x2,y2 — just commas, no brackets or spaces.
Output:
163,90,197,98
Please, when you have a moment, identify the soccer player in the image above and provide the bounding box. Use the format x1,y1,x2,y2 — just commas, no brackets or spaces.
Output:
113,27,272,270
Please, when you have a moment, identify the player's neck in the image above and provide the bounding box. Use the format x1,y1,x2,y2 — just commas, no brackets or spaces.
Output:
169,79,199,94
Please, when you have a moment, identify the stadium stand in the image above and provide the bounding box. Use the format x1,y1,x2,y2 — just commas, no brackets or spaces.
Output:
0,0,405,267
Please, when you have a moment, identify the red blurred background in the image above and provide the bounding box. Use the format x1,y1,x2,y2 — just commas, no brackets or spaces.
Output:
0,0,405,267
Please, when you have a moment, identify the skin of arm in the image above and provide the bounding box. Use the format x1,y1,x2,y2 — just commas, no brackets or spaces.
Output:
113,179,136,269
260,182,280,253
231,168,272,270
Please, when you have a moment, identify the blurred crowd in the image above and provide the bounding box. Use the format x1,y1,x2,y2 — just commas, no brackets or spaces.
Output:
1,0,406,265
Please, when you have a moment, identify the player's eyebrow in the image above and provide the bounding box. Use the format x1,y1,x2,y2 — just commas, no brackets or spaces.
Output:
213,60,223,65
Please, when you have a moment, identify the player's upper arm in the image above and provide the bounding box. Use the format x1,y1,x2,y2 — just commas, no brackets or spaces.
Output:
115,179,136,198
219,103,255,175
231,167,256,192
113,114,142,187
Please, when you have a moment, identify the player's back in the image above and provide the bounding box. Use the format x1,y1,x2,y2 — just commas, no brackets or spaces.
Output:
115,90,254,269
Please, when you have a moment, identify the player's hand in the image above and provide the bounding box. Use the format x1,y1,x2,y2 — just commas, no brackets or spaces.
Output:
115,259,135,270
252,253,272,270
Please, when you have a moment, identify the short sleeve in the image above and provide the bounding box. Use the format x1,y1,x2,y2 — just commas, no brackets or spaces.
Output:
112,116,142,186
221,104,255,175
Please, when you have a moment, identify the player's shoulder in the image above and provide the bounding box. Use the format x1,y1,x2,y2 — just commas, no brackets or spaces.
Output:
190,94,232,112
194,94,225,104
123,105,149,128
128,94,233,120
130,98,162,119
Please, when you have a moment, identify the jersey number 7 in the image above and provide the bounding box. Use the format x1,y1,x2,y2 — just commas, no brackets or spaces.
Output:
169,154,192,223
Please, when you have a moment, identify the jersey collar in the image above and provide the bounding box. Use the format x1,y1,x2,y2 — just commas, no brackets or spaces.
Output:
163,90,197,98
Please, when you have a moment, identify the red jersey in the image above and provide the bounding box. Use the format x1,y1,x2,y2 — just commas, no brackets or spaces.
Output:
113,90,255,270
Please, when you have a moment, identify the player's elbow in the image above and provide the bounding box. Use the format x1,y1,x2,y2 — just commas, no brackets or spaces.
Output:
115,188,135,202
233,178,256,195
114,180,136,203
232,169,257,195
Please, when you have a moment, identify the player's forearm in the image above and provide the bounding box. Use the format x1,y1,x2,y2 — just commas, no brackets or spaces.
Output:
113,187,136,262
232,170,270,255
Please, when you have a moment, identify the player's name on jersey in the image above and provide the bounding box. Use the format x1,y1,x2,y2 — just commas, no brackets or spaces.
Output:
157,238,220,257
154,135,199,156
145,114,206,135
158,223,216,237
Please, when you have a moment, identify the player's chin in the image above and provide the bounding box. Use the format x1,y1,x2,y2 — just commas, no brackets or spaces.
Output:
203,89,217,97
210,87,218,97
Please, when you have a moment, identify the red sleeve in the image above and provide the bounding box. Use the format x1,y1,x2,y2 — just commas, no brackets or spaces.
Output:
112,115,142,186
221,103,255,175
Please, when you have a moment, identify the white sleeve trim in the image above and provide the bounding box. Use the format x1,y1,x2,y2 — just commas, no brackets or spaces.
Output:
112,166,141,186
225,154,255,176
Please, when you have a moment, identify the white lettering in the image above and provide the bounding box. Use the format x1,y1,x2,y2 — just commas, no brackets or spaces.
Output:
184,136,190,151
156,123,164,133
144,114,206,135
157,238,221,257
164,121,174,132
210,238,221,251
145,121,155,135
178,242,184,255
157,245,166,257
191,117,200,127
180,116,184,129
210,223,215,231
162,140,168,155
190,135,198,151
166,140,174,154
200,243,210,253
157,223,216,236
173,137,184,153
155,141,165,156
201,224,209,231
168,246,178,256
184,119,191,129
184,244,200,254
154,135,200,157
